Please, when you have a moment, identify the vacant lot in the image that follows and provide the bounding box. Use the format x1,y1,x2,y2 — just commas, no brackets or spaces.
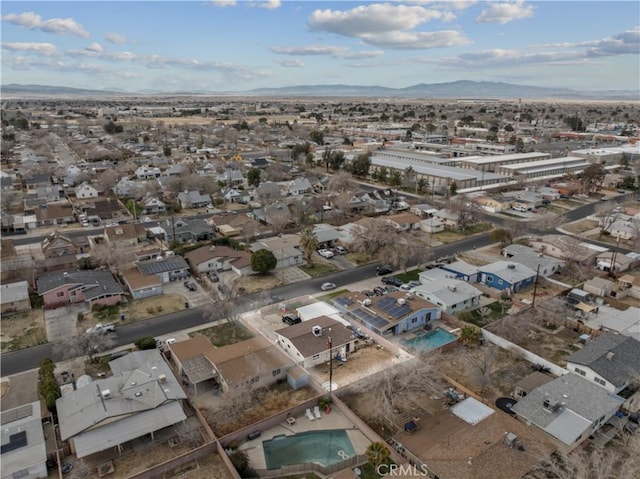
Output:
562,219,599,234
82,294,186,330
0,309,47,352
190,321,254,347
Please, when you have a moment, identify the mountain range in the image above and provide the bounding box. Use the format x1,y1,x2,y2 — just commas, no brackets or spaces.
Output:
2,80,637,100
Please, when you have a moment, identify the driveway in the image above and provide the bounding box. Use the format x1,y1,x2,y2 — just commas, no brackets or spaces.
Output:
161,278,213,309
44,303,88,342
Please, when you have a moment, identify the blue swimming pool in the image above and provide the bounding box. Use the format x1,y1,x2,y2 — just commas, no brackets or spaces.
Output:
263,430,355,469
402,327,457,352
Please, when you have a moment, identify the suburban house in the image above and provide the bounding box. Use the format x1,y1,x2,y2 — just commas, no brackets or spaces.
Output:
529,234,604,264
419,217,445,233
414,269,482,315
287,177,312,196
312,223,342,248
583,276,615,298
74,182,100,199
41,232,88,258
502,244,564,277
333,291,440,336
80,198,124,220
169,335,294,394
222,187,251,204
384,212,422,231
479,261,536,293
104,223,148,249
142,197,166,215
56,350,187,458
474,196,511,213
177,190,212,209
595,251,635,273
24,174,51,192
0,280,31,314
135,165,162,179
576,304,640,340
164,218,213,243
217,169,245,187
114,177,144,197
36,270,125,309
511,374,624,448
184,245,252,276
121,266,163,300
34,203,75,227
249,239,304,269
274,316,357,368
608,220,639,241
136,255,190,283
0,400,48,479
440,260,481,283
409,203,438,218
565,333,640,394
433,209,460,229
208,213,266,239
617,274,640,300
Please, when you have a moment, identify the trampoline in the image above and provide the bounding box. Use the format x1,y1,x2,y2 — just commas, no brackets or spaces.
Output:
495,397,517,415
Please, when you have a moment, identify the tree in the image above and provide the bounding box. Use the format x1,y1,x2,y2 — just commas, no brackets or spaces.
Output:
56,332,115,364
620,175,637,190
366,442,391,469
162,144,172,157
134,337,157,350
327,170,354,193
38,358,61,414
349,152,371,178
251,248,277,274
491,228,513,247
449,181,458,196
450,195,477,232
580,163,605,194
310,129,324,145
459,326,481,347
299,227,319,265
595,201,618,239
247,168,261,187
463,344,496,394
402,166,417,191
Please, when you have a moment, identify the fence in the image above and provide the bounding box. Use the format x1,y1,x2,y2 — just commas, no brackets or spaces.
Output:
481,329,568,377
254,454,368,478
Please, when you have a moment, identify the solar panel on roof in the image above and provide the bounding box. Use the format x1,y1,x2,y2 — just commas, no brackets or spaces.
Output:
1,430,27,454
352,308,388,329
334,297,353,307
378,296,412,319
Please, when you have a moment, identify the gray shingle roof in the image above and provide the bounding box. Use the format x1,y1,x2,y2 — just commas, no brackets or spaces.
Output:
36,270,123,298
566,333,640,388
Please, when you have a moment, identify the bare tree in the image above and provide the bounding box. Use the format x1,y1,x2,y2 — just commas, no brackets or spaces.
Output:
327,170,355,193
1,190,24,213
92,243,135,277
265,202,292,234
595,201,618,238
463,344,497,394
56,332,116,363
349,217,396,258
450,195,477,232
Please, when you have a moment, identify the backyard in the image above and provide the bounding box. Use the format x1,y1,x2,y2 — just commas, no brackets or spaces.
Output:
0,309,47,352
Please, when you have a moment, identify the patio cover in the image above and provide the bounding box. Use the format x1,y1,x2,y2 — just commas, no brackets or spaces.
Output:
451,397,495,425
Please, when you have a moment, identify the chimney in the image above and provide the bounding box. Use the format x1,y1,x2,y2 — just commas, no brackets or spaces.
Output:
606,352,615,361
158,374,167,384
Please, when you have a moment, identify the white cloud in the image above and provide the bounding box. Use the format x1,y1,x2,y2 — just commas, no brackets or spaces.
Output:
275,58,305,68
210,0,236,7
403,0,476,9
2,42,58,56
105,33,127,44
360,30,471,50
476,1,534,24
1,11,89,37
582,27,640,57
309,4,455,37
269,44,384,59
86,43,103,53
255,0,281,10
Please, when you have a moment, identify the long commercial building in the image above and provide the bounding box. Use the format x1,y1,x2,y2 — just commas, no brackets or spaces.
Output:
495,156,591,179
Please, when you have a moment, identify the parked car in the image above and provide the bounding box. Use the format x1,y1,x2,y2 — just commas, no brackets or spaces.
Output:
183,280,197,291
208,271,219,282
318,249,335,259
408,280,421,288
381,276,403,287
321,282,336,291
86,322,116,334
282,313,301,325
362,290,376,297
335,246,348,254
376,265,393,275
373,286,387,296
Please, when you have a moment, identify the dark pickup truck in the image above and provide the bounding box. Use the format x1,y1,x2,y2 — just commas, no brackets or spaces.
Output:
282,313,301,325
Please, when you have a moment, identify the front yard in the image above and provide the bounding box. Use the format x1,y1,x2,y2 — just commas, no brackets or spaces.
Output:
300,262,340,277
432,222,493,243
190,321,254,347
0,309,47,352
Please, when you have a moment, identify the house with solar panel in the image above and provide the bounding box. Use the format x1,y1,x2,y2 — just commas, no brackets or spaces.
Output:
55,349,187,459
135,255,190,283
332,291,440,336
0,401,48,479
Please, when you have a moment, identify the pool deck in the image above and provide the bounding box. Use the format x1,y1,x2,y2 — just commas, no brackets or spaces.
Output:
239,406,370,470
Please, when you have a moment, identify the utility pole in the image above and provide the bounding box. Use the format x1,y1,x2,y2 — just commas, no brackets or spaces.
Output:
531,263,541,308
609,236,621,278
327,327,333,400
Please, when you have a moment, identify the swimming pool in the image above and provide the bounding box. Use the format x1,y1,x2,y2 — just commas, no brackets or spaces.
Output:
263,430,355,469
402,327,457,352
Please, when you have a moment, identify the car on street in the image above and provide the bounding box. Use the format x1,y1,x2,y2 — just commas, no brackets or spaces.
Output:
317,249,335,259
376,265,393,275
321,282,336,291
183,280,198,291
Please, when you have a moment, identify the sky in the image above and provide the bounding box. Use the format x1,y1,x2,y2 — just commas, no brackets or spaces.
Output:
1,1,639,93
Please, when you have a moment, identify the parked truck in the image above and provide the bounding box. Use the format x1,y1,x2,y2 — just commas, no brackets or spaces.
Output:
86,322,116,334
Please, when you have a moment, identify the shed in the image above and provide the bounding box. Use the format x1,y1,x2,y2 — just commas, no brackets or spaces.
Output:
286,365,309,390
583,277,614,298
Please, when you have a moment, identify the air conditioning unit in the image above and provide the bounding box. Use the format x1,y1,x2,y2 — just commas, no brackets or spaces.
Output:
101,389,111,399
448,285,457,292
312,326,323,337
363,299,372,306
507,263,516,269
397,298,407,305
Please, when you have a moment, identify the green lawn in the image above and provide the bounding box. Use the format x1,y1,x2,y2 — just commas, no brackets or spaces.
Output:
300,262,340,277
395,269,421,282
347,252,375,265
458,301,504,327
317,289,350,302
432,223,493,243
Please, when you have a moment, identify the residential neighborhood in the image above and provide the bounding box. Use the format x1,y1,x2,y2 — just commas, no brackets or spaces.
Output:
1,94,639,479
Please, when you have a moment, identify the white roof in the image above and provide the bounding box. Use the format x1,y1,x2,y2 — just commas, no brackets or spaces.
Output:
451,397,495,425
296,302,349,326
0,280,30,304
544,408,591,445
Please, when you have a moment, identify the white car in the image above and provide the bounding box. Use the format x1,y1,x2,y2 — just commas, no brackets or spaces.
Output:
321,282,336,291
335,246,347,254
318,249,335,259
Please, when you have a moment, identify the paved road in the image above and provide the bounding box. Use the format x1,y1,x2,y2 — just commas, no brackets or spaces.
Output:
0,232,492,376
2,192,635,375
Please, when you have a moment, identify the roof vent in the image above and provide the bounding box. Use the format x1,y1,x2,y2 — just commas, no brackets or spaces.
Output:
606,352,615,361
312,325,323,337
448,285,457,292
101,389,111,399
134,392,143,397
397,298,407,305
507,263,516,269
158,374,167,383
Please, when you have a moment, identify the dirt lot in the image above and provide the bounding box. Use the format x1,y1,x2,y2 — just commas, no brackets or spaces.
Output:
562,219,599,234
82,294,186,329
0,309,47,352
232,273,281,294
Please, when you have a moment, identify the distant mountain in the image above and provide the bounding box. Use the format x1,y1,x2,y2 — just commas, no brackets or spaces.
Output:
2,81,637,100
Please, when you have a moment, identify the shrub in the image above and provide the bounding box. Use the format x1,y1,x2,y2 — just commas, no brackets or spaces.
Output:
134,337,157,350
